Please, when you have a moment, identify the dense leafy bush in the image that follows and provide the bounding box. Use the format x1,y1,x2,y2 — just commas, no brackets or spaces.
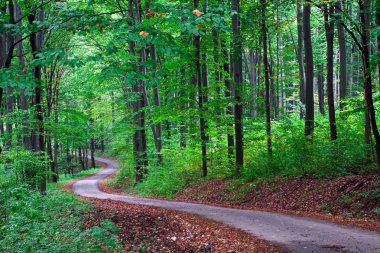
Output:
0,183,121,253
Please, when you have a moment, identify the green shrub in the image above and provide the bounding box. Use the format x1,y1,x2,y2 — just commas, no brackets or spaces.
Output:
0,185,121,253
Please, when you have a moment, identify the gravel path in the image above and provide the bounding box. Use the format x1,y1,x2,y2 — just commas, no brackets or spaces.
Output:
73,157,380,253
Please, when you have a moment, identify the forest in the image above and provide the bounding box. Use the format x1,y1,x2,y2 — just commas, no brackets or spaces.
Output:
0,0,379,252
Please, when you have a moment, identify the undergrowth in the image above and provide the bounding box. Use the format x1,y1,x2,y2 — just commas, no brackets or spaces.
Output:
0,182,121,252
59,167,101,183
107,109,379,198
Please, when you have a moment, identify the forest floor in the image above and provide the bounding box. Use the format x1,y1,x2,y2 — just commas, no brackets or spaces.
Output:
71,157,380,253
103,167,380,232
63,161,282,252
173,175,380,231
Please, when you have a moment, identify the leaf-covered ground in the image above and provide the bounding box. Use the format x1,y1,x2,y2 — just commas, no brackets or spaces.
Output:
83,199,283,252
63,164,283,252
174,175,380,230
103,171,380,231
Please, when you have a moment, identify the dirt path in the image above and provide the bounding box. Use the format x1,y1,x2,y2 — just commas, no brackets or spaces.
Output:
73,157,380,253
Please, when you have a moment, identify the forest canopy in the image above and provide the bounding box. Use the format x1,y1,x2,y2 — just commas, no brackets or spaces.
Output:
0,0,379,193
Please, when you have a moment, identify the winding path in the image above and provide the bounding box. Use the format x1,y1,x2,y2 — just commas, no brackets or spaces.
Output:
73,157,380,253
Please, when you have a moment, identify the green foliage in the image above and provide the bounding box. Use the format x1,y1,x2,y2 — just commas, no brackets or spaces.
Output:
0,185,121,253
109,106,378,198
243,111,375,181
0,148,49,188
59,167,101,183
112,148,202,198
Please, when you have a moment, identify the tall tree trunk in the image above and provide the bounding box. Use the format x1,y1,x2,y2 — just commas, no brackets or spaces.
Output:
248,48,257,116
261,0,272,156
324,5,338,141
78,147,85,171
28,4,46,193
52,93,59,183
1,2,15,149
359,0,380,169
303,0,314,138
232,0,244,175
15,4,31,150
221,39,235,160
297,0,305,118
5,88,13,148
337,1,347,108
194,0,207,177
276,6,282,116
151,45,163,163
268,36,277,118
128,0,148,182
90,119,96,169
179,66,187,148
317,64,325,115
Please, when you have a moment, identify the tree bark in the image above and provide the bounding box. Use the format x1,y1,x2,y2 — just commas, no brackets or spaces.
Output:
261,0,272,156
297,0,305,118
127,0,148,182
337,1,347,108
232,0,244,175
303,0,314,138
317,64,325,115
324,5,337,141
150,45,163,163
28,3,46,193
221,39,235,160
359,0,380,169
194,0,207,177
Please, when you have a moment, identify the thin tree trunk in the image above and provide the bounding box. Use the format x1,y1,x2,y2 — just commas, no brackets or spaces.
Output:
5,86,13,148
28,3,46,193
129,0,148,182
232,0,244,175
52,92,59,182
261,0,272,156
297,0,305,118
15,4,31,150
276,6,282,116
151,45,163,162
268,36,277,118
324,5,338,141
221,39,235,160
359,0,380,169
317,64,325,115
303,0,314,138
78,147,85,171
337,1,347,108
194,0,207,177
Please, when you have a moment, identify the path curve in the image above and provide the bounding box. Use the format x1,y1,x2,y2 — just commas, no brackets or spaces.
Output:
73,157,380,253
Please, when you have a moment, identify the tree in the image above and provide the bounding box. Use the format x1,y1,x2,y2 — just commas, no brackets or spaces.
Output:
358,0,380,169
261,0,272,155
336,1,347,108
296,0,305,118
194,0,208,177
303,0,314,138
323,4,337,141
28,2,46,193
232,0,244,175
